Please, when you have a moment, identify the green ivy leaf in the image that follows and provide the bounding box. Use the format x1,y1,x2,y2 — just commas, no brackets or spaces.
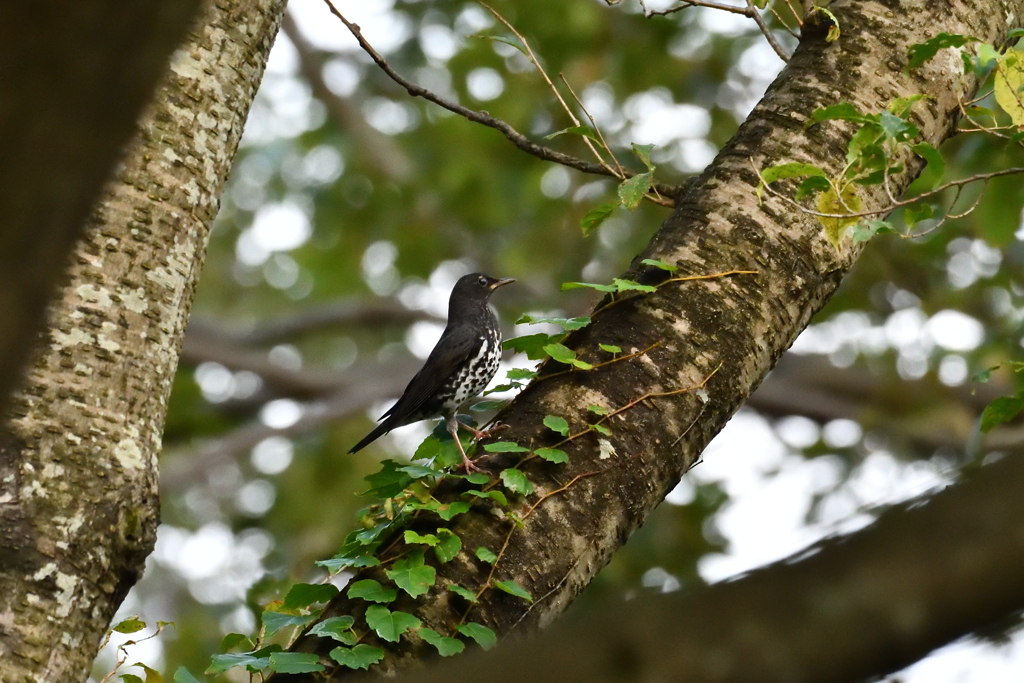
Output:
206,652,271,675
465,489,509,506
544,124,599,140
587,405,610,416
904,202,934,228
561,280,618,292
483,441,530,453
612,278,657,293
794,175,832,201
580,202,619,236
269,653,325,674
447,584,479,602
981,394,1024,432
329,645,384,671
173,667,202,683
515,314,592,331
435,529,462,563
112,617,146,634
308,616,357,644
591,423,612,436
632,142,656,170
640,258,677,272
385,550,436,598
599,343,621,353
534,447,569,463
493,579,534,602
220,633,255,653
506,367,539,380
365,605,422,642
283,583,339,610
850,220,895,244
476,546,499,564
262,611,317,637
995,48,1024,125
404,530,439,547
500,468,534,496
456,623,498,650
544,415,570,436
464,472,490,485
907,32,975,69
618,172,653,210
504,333,562,360
399,464,442,479
434,500,472,520
910,142,945,190
316,552,379,574
543,343,577,365
362,460,414,498
120,675,144,683
347,579,398,604
419,628,466,656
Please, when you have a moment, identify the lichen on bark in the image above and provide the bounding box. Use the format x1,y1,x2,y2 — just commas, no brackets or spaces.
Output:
0,1,286,681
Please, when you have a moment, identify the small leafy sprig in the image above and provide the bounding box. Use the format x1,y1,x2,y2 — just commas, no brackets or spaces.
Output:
755,30,1024,249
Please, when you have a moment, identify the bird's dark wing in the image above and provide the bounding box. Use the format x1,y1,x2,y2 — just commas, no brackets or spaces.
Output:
348,325,482,453
383,324,482,422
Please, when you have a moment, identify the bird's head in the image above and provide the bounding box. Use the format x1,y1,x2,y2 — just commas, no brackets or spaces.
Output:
449,272,516,311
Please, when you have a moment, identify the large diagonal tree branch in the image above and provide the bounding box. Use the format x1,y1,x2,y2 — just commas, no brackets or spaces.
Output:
0,1,286,680
278,1,1024,679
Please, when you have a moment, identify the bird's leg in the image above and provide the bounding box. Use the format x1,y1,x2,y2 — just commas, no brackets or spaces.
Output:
447,414,482,472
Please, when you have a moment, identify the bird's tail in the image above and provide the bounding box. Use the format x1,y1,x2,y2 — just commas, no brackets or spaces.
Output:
348,418,394,454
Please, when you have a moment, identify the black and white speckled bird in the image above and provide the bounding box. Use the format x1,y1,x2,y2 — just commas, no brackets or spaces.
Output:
348,272,515,469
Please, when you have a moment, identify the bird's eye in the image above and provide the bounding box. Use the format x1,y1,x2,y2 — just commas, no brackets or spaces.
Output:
478,276,487,286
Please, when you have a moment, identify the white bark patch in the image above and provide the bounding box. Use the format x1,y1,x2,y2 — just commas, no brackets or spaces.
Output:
33,563,57,581
598,439,617,460
113,438,144,471
120,287,149,313
76,284,112,307
53,572,78,618
51,328,93,349
20,480,46,500
42,463,64,478
672,316,691,336
0,493,12,504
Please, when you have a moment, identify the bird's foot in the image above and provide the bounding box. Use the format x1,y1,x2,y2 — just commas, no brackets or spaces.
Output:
463,422,508,441
452,433,484,472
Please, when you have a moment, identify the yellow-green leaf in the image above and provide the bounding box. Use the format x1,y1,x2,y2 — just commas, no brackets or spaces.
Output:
995,49,1024,126
816,184,862,251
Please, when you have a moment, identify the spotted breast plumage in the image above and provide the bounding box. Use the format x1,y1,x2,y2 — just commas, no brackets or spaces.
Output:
348,272,515,470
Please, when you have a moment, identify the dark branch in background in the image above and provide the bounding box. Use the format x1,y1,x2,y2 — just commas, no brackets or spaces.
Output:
160,361,418,491
185,297,444,345
320,0,682,199
638,0,793,62
280,11,414,181
397,449,1024,683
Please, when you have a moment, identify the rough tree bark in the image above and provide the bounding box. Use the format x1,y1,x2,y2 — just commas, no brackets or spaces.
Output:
0,0,203,415
0,1,286,681
281,0,1024,679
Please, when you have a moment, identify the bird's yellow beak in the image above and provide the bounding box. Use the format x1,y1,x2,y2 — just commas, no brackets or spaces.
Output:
489,277,516,290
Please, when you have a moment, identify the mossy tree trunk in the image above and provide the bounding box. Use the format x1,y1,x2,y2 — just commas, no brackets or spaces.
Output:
0,1,286,681
281,1,1024,679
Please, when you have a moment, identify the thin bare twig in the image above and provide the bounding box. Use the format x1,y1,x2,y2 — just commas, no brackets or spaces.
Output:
320,0,681,198
638,0,791,62
558,72,625,178
476,1,618,177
